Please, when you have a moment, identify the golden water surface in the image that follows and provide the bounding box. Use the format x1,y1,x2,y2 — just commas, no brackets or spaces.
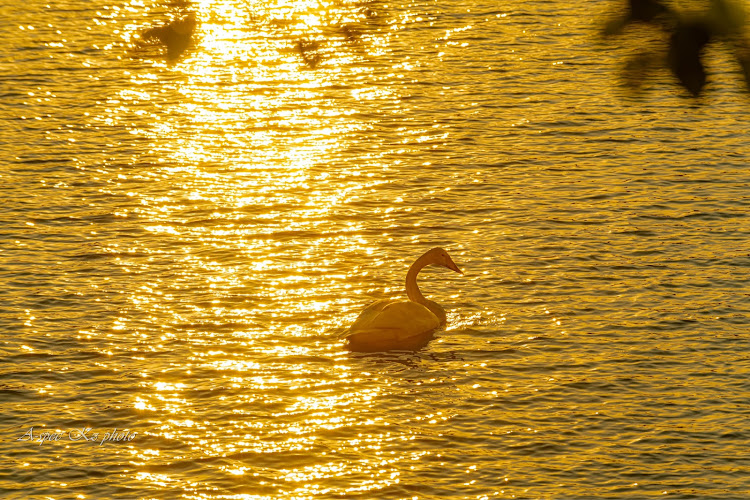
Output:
1,0,749,498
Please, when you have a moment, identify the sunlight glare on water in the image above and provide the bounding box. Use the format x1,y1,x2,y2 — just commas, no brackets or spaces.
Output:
1,0,749,498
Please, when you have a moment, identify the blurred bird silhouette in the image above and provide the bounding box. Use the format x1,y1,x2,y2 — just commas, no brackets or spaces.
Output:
339,24,362,43
296,39,322,69
137,12,197,60
604,0,750,97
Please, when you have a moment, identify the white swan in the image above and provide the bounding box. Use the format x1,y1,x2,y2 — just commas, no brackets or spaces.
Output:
344,247,463,352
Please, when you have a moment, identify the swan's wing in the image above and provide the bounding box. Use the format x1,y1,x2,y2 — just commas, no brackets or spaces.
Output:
345,301,440,343
343,299,392,338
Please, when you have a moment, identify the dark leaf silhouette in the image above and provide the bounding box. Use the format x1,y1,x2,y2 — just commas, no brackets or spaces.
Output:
668,21,712,96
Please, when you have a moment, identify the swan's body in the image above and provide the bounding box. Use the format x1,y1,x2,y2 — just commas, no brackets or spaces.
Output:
344,247,462,352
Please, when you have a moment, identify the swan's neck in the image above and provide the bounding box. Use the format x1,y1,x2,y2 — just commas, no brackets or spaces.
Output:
405,253,431,305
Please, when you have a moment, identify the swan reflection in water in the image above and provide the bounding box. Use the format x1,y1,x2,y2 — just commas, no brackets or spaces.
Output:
343,248,463,353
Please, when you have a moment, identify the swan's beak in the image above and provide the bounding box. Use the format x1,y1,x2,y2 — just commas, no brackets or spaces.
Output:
446,258,463,275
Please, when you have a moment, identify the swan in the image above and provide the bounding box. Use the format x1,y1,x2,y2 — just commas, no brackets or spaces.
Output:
344,247,463,352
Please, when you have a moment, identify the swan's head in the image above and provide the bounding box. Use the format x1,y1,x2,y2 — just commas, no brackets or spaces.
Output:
426,247,463,274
